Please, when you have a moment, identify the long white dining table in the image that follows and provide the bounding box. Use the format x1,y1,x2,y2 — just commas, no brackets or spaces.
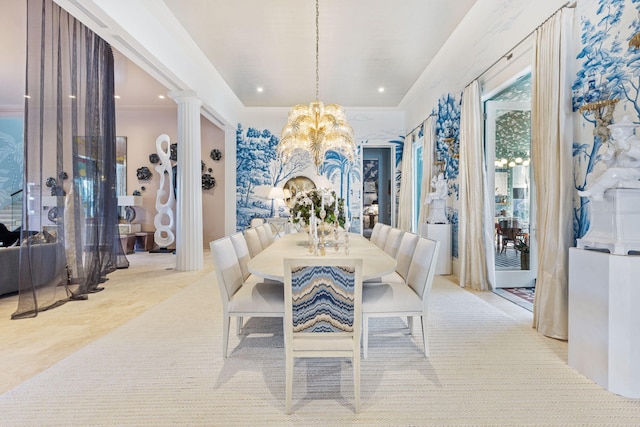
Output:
247,231,397,282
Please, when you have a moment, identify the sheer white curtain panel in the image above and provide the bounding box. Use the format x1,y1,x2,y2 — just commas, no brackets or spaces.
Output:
531,8,574,340
418,118,435,226
458,80,495,291
397,131,414,231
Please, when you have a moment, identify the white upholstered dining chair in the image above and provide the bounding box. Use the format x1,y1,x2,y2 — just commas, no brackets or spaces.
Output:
362,237,439,358
244,227,263,258
383,228,404,257
255,224,273,249
374,224,391,249
369,222,384,245
210,237,283,358
283,257,363,414
230,231,252,280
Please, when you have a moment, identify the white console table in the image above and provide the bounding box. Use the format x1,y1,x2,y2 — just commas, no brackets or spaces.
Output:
419,223,452,275
568,248,640,398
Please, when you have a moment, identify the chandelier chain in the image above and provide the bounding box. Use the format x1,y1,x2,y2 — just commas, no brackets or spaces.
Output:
315,0,319,100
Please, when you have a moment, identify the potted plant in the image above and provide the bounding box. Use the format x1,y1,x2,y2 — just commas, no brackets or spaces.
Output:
515,239,530,270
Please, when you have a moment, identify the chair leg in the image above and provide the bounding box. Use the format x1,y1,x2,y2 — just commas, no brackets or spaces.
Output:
420,315,429,358
286,353,293,414
222,315,230,358
353,352,361,413
407,316,414,333
363,315,369,358
236,316,243,335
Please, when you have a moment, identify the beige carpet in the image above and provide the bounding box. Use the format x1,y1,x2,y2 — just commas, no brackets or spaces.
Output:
1,258,640,425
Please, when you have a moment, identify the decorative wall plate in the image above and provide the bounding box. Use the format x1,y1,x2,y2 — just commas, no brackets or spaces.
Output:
210,148,222,161
136,166,152,181
149,153,160,164
202,174,216,190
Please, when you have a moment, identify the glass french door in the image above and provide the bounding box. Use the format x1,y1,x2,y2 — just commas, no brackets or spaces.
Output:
485,100,537,288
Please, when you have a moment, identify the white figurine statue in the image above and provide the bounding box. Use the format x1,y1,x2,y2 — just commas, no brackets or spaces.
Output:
425,173,448,204
579,116,640,201
425,173,448,224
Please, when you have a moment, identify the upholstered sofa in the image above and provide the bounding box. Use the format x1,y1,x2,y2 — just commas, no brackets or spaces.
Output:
0,243,61,297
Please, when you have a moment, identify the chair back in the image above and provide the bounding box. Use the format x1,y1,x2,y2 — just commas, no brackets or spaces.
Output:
395,232,419,281
383,228,404,257
244,228,263,257
249,217,265,228
407,237,440,301
255,224,271,249
230,231,251,280
369,222,384,245
262,223,276,242
284,258,363,337
374,224,391,249
210,237,244,307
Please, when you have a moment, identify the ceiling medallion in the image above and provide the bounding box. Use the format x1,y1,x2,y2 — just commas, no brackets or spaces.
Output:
277,0,356,172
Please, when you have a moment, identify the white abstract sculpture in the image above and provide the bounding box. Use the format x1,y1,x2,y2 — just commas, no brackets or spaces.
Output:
153,134,175,249
425,173,448,224
579,116,640,201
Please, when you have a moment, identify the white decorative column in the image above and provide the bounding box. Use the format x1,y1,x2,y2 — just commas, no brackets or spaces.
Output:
170,91,203,271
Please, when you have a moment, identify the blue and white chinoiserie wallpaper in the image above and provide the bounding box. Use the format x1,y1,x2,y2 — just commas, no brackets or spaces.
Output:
433,93,462,258
235,118,403,232
0,117,24,211
572,0,640,241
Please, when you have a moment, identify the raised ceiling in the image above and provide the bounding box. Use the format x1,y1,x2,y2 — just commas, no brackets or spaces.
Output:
161,0,478,108
0,0,478,109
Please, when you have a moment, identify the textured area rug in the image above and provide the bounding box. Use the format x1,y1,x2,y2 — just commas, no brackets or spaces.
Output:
1,275,639,426
493,287,535,312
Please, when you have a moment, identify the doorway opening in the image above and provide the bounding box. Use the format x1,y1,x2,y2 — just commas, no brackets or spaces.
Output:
362,147,392,238
485,73,537,290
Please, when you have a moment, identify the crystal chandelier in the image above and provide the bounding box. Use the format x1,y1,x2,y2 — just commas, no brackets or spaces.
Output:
277,0,356,172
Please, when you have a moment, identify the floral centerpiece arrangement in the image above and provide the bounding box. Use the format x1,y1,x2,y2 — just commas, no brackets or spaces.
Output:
290,188,346,228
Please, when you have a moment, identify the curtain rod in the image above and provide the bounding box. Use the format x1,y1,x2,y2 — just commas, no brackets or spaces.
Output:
407,112,436,137
406,1,575,137
464,1,576,90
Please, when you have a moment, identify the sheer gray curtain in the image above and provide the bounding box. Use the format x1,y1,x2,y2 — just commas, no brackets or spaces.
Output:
458,80,494,291
531,7,574,340
13,0,127,319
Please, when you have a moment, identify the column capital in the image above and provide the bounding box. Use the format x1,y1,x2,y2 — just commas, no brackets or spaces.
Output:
168,90,202,106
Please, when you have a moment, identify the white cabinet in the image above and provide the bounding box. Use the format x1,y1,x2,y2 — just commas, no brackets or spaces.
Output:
419,223,452,275
568,248,640,398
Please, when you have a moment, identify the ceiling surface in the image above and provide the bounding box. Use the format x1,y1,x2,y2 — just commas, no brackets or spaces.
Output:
1,0,478,109
161,0,478,108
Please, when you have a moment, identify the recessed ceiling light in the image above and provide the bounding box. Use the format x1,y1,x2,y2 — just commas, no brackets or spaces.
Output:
378,87,385,93
158,95,165,99
114,95,120,99
69,95,76,99
24,95,30,99
257,87,264,93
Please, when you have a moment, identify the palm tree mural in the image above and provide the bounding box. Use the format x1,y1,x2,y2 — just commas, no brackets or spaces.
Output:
320,149,362,228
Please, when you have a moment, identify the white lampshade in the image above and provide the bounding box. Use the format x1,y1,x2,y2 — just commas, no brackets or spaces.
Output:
268,187,285,200
117,195,143,207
